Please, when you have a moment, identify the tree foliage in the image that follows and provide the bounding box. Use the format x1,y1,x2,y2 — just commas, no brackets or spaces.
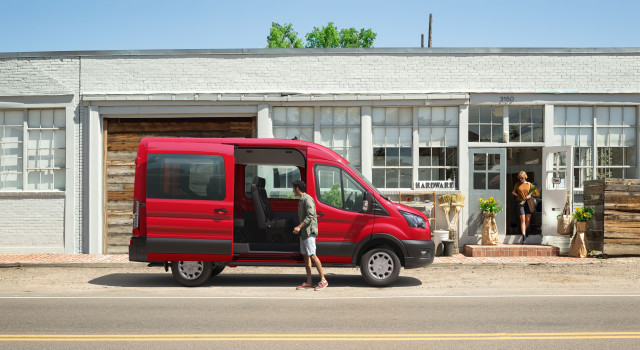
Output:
267,22,304,48
267,22,376,48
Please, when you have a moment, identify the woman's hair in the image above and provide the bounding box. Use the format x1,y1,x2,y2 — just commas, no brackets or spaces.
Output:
292,180,306,193
518,171,528,179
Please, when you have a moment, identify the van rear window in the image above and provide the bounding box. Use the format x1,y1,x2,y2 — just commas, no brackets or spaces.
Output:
147,154,225,200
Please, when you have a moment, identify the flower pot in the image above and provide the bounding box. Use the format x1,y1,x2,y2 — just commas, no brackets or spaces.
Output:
481,212,498,245
575,221,588,234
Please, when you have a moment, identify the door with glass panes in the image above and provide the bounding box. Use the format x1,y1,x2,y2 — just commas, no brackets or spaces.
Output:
468,148,507,239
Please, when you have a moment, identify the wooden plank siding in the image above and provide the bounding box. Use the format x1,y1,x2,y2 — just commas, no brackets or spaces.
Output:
104,117,254,254
584,178,640,256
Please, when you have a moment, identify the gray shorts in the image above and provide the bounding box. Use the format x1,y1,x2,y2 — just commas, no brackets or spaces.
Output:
300,234,317,256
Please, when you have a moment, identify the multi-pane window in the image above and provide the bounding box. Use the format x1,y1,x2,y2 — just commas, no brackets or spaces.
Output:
595,107,637,179
273,107,314,142
244,165,301,199
553,106,594,188
553,106,637,189
468,106,503,142
0,109,66,191
372,107,413,189
509,106,543,142
418,107,459,186
319,107,361,168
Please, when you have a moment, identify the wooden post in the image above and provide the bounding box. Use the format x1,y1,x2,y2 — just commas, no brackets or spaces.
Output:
428,13,433,48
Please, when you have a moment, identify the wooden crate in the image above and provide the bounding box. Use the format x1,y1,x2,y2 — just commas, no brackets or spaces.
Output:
584,178,640,255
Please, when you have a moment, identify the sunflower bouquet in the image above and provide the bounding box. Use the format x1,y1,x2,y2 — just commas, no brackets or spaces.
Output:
479,197,504,214
519,183,539,205
572,206,595,222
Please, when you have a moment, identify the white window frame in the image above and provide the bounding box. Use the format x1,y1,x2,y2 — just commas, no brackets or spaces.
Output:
0,108,66,191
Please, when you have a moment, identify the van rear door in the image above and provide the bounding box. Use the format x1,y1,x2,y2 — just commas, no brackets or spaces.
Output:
145,142,234,262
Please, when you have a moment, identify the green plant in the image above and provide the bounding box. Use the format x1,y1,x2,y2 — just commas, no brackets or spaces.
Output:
321,183,343,208
267,22,304,48
573,206,595,222
479,197,504,214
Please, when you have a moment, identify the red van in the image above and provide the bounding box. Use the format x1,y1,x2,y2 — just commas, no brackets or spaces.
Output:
129,137,434,287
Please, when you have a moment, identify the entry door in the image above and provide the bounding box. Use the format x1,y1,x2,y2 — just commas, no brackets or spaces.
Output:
468,148,507,238
541,146,574,235
145,142,235,261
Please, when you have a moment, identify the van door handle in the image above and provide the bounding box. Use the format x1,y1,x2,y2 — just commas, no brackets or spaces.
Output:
214,208,228,213
317,212,324,216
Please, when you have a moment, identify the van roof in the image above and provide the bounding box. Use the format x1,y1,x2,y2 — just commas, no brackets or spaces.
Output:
139,137,350,165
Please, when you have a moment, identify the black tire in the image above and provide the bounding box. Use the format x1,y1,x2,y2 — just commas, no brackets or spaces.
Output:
360,247,401,287
210,265,225,278
170,261,213,287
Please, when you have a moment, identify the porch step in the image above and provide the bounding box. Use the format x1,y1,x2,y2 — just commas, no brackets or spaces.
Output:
464,244,560,257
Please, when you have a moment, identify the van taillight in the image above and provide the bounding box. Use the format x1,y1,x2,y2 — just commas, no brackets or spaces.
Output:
132,200,140,232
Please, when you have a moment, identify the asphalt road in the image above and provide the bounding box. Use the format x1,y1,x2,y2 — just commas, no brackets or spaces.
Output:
0,264,639,349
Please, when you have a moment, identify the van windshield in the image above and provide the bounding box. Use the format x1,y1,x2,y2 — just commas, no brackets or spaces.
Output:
347,163,384,199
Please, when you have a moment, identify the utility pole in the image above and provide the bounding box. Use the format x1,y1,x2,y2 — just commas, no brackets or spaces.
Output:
421,34,424,48
428,13,433,47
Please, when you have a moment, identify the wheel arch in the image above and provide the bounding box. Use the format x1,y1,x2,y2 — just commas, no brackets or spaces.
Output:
353,233,407,267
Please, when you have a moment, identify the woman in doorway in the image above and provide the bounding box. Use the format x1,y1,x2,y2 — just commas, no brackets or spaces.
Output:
511,171,537,244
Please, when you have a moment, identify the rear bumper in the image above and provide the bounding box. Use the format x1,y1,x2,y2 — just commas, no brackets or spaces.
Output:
129,236,148,262
401,239,435,269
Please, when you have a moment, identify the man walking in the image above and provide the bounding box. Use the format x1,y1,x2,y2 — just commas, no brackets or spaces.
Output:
292,180,328,291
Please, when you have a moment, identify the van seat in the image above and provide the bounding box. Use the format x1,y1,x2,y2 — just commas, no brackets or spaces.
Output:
251,176,287,231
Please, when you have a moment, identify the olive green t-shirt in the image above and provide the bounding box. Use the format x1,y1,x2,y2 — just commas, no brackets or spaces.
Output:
297,193,318,239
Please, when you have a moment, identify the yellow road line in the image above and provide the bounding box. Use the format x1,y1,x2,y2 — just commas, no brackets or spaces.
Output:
1,332,640,341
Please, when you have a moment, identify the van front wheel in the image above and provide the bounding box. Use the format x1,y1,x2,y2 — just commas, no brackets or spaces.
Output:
171,261,213,287
360,248,401,287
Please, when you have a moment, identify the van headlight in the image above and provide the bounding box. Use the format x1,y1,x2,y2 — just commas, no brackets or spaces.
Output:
400,210,426,229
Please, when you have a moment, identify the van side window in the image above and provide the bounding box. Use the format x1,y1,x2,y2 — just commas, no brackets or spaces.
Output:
316,165,365,212
147,154,225,201
244,165,300,199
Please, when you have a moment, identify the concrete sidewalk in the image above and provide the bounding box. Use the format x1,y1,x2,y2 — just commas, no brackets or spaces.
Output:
0,253,599,268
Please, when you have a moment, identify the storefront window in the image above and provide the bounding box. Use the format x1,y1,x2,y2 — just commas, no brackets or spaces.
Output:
468,106,503,142
273,107,314,141
554,106,637,189
418,107,459,186
372,107,412,189
509,106,544,142
0,109,66,191
319,107,361,168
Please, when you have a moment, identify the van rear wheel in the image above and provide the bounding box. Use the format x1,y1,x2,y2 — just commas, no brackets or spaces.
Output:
360,247,401,287
170,261,213,287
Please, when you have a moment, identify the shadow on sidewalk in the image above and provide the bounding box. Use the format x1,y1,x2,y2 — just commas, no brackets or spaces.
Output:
88,272,422,288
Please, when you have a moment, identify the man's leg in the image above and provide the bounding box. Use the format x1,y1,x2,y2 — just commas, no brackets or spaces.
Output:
304,255,313,284
310,255,325,282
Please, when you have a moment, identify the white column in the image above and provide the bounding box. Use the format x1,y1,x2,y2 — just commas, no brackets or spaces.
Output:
458,104,470,244
313,106,321,143
637,106,640,179
544,105,554,146
87,105,104,254
412,107,419,189
361,106,373,181
257,104,272,138
64,105,76,253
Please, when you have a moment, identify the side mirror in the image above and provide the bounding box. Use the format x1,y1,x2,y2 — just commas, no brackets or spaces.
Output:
362,191,374,214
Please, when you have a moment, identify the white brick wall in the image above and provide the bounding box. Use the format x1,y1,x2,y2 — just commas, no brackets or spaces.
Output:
0,197,65,253
0,49,639,254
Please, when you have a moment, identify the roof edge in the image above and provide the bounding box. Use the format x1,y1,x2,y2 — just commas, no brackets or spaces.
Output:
1,47,640,58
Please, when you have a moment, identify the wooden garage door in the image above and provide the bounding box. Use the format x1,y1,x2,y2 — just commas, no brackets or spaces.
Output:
105,117,255,254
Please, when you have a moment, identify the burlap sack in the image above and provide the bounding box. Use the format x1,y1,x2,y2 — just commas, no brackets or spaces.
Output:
568,232,589,258
557,215,575,236
481,212,498,245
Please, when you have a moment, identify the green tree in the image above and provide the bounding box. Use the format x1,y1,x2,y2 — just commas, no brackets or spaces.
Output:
267,22,377,48
267,22,304,48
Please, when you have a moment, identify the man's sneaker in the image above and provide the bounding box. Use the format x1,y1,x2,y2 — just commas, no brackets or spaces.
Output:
314,280,328,291
296,282,312,290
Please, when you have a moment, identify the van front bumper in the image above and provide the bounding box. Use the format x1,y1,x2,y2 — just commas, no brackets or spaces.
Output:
401,240,435,269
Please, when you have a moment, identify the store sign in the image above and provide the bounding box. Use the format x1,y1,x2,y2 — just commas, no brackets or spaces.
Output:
415,181,455,189
552,177,561,184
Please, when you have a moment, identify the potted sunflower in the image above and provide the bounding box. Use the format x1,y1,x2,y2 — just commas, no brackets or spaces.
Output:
569,206,595,258
478,197,504,245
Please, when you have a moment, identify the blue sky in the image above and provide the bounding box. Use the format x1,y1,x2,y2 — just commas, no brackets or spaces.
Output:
1,0,639,52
